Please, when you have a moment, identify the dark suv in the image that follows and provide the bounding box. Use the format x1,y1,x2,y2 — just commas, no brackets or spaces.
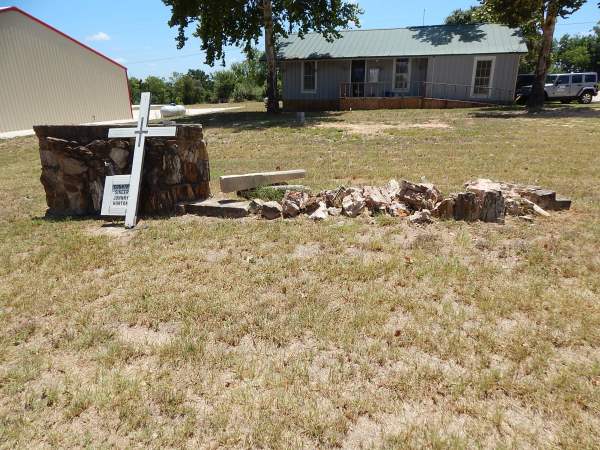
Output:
516,72,598,104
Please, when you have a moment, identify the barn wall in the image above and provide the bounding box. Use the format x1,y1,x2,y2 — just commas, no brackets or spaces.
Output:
0,10,131,133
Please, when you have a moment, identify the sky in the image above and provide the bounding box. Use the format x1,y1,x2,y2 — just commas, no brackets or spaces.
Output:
7,0,600,79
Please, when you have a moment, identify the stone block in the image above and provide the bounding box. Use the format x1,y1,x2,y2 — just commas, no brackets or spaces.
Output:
220,170,306,193
183,199,250,219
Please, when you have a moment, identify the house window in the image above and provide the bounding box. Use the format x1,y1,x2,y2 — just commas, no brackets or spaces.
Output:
369,68,380,83
471,57,495,97
302,61,317,93
393,58,410,91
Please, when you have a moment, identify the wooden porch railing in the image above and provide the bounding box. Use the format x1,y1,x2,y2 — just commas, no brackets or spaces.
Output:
339,81,515,103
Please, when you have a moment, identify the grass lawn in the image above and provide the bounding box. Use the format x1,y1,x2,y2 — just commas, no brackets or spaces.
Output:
1,102,599,448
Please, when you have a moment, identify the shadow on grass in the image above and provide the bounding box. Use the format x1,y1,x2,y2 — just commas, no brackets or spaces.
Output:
175,109,346,132
471,104,600,119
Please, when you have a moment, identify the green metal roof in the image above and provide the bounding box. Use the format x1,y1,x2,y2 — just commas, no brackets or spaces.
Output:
278,24,528,60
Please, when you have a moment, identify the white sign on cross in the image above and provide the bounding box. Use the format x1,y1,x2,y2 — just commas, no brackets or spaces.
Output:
101,92,176,228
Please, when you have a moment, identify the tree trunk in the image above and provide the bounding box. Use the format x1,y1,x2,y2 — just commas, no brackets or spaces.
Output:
263,0,280,113
527,6,558,111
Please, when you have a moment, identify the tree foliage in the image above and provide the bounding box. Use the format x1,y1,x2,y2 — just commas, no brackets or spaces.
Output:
444,6,493,25
161,0,362,112
480,0,587,109
553,24,600,73
127,50,269,105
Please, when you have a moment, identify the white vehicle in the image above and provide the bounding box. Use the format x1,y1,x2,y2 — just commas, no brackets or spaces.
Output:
517,72,598,104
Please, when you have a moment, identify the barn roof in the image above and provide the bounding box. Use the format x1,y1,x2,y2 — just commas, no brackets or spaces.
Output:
0,6,127,70
278,24,528,60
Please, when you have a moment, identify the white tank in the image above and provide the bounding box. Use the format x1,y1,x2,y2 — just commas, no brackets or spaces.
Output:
160,104,186,118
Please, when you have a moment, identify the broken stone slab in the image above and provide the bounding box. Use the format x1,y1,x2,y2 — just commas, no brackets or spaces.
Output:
282,191,308,218
363,186,392,212
220,170,306,193
261,201,283,220
304,196,324,215
265,185,310,192
386,179,401,198
388,201,410,217
432,198,455,220
323,187,346,208
465,179,571,212
342,191,366,218
452,192,480,222
239,185,310,198
183,199,250,219
466,184,505,223
398,180,442,210
249,199,266,215
309,202,329,221
327,207,342,217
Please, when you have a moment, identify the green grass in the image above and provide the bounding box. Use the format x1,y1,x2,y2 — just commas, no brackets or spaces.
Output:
1,102,600,448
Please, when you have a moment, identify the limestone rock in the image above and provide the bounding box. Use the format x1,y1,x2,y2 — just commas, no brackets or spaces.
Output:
282,191,308,218
281,201,300,218
452,192,480,222
342,192,366,218
261,201,283,220
398,180,442,210
432,198,455,220
465,178,571,212
62,157,87,175
363,186,391,212
109,147,129,169
327,207,342,217
324,187,346,208
309,202,329,221
249,199,266,215
386,179,401,198
408,209,433,225
466,184,505,223
304,196,323,215
388,201,410,217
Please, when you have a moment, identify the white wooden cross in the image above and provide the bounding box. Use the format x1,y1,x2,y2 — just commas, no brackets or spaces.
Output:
101,92,176,228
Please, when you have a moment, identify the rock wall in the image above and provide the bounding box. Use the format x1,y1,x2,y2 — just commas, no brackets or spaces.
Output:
35,124,210,217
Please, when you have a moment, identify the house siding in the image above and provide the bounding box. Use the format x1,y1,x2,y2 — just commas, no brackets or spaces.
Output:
282,53,521,106
282,60,350,101
427,53,519,102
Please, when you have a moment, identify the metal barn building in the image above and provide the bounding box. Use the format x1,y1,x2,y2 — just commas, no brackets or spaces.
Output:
0,6,131,134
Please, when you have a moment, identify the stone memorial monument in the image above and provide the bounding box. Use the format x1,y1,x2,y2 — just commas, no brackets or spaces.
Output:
35,94,210,220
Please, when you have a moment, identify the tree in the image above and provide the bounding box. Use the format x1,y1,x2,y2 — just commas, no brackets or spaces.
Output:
162,0,362,113
553,34,592,72
128,77,142,104
481,0,587,111
212,70,237,103
141,76,169,104
445,7,485,25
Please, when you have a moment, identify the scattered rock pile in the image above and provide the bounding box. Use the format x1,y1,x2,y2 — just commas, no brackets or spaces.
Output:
247,178,570,224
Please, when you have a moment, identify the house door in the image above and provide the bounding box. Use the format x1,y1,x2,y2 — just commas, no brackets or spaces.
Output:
351,60,366,97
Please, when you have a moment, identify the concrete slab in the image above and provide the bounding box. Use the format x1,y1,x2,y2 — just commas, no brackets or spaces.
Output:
220,170,306,193
183,199,251,218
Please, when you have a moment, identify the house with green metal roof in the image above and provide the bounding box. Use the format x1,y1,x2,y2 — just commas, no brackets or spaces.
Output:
277,24,528,111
